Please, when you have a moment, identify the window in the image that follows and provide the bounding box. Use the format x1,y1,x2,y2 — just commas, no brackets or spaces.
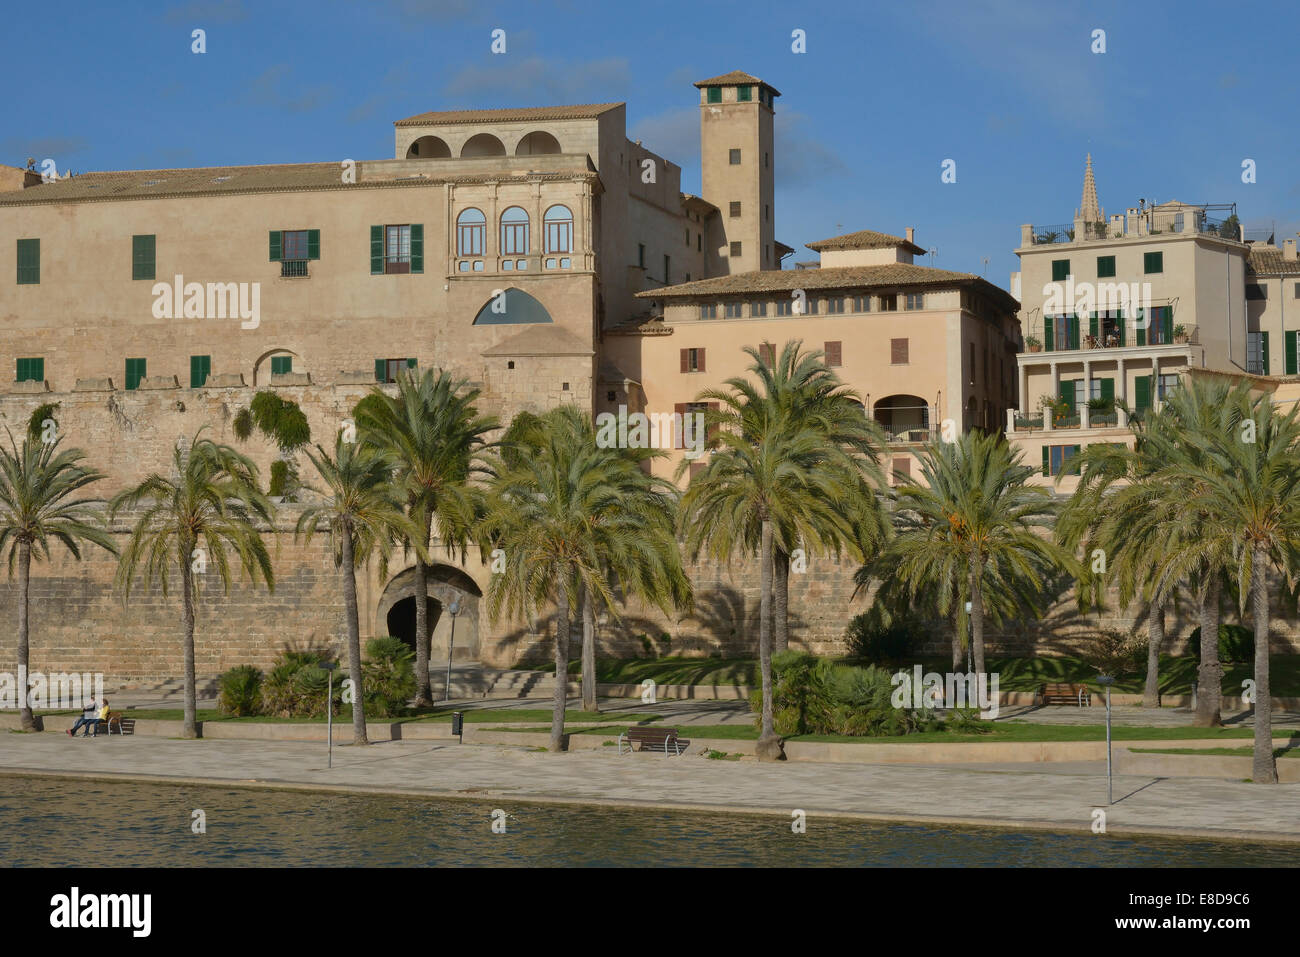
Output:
664,255,671,284
1051,259,1070,282
1295,282,1300,299
681,348,705,373
500,207,530,256
730,241,742,257
1043,444,1082,476
827,297,845,314
725,302,743,318
16,357,43,382
544,205,573,254
729,202,742,218
375,357,417,383
638,244,646,268
1157,373,1180,400
456,208,486,256
270,355,293,375
853,296,871,312
729,149,741,165
125,358,147,391
890,338,909,364
16,239,39,284
892,457,911,484
776,299,794,316
764,152,769,168
878,294,897,311
1247,331,1267,375
737,85,752,102
684,227,690,246
1144,251,1163,274
697,234,702,252
385,225,411,274
132,234,156,281
1246,283,1268,301
707,87,722,104
699,304,717,320
804,297,819,315
824,341,842,366
190,355,211,388
904,293,925,310
750,301,767,318
765,204,770,222
759,343,776,365
1089,377,1115,401
271,229,317,278
1096,255,1116,278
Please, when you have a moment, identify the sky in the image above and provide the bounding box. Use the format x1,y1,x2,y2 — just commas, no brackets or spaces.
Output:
4,0,1298,293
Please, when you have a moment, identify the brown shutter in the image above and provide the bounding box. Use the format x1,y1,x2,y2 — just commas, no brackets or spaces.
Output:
707,401,720,442
891,338,909,364
824,341,842,366
697,348,706,372
680,349,689,373
674,403,687,448
689,462,705,481
892,456,910,484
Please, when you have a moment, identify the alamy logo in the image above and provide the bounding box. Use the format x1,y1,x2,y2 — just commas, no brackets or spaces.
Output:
1042,276,1154,327
0,668,103,709
595,404,706,460
49,887,151,937
152,274,260,329
890,665,1000,718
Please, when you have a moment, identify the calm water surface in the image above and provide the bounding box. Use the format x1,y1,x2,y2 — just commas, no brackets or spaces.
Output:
0,775,1294,867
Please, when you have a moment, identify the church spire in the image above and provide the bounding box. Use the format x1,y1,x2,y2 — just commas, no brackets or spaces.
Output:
1077,153,1103,224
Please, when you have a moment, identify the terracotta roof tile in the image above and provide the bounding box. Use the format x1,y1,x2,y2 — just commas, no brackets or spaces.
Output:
806,229,926,255
693,71,779,95
395,103,623,127
1247,245,1300,277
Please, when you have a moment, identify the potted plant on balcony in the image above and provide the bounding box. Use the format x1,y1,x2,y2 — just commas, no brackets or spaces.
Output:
1087,396,1117,426
1025,335,1042,353
1173,323,1188,344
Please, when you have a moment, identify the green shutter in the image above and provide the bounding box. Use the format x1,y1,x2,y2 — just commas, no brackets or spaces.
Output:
1069,315,1080,350
1134,375,1151,411
410,223,424,274
1042,446,1049,477
1052,259,1069,282
1118,310,1126,347
125,358,146,391
307,229,320,261
16,239,39,284
1136,310,1146,347
190,355,210,388
1058,380,1076,412
1288,331,1298,376
1097,255,1115,278
16,357,43,382
406,357,417,370
270,356,292,375
269,231,282,262
1089,313,1098,339
1162,308,1173,344
1100,378,1115,402
375,358,386,382
132,234,156,281
1262,331,1271,375
1070,445,1082,475
1044,316,1054,351
370,225,383,275
1144,251,1163,274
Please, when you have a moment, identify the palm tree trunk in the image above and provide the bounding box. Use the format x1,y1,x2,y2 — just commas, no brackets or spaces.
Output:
551,581,571,752
950,608,962,673
412,510,433,706
969,555,986,677
180,554,198,740
756,518,781,760
340,529,368,746
1195,574,1223,727
1143,598,1164,709
580,584,597,712
1251,545,1277,784
774,548,789,652
16,540,35,732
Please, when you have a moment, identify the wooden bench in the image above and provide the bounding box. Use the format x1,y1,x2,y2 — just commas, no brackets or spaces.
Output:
618,726,690,756
1036,683,1092,707
94,713,136,736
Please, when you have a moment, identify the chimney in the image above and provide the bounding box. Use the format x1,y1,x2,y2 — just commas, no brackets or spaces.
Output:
1285,237,1298,261
906,227,915,244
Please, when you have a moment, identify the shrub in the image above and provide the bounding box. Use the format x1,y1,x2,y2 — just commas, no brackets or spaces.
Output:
1081,628,1144,677
27,402,60,440
217,664,263,716
261,650,338,717
845,612,925,665
363,636,416,717
1187,624,1255,663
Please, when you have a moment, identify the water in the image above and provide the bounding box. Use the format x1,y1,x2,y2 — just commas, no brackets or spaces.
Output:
0,775,1294,867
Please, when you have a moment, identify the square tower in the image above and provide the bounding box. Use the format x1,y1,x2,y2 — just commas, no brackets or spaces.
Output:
695,71,779,275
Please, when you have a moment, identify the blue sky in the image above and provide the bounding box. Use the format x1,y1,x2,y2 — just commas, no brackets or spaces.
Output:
4,0,1297,291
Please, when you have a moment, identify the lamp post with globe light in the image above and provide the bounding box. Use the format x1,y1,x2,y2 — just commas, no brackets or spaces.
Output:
443,598,461,703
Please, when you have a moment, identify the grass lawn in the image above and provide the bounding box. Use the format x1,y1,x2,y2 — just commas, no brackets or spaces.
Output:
529,653,1300,697
492,721,1300,746
31,707,660,725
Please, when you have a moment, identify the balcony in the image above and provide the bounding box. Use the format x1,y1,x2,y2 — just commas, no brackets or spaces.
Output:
1009,403,1127,433
280,259,309,278
1023,325,1198,356
874,395,934,444
1023,204,1239,247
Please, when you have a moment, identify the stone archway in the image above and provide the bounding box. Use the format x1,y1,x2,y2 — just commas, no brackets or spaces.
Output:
375,563,483,663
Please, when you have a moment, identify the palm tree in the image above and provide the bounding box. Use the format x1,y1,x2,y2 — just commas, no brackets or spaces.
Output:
0,432,116,731
355,369,497,706
1144,384,1300,783
872,430,1076,679
483,406,690,748
296,437,421,746
679,342,880,760
112,433,274,739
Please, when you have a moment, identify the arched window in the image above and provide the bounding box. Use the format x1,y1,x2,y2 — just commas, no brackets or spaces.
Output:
457,208,485,256
500,207,530,256
406,135,451,159
516,131,562,155
544,205,573,254
461,133,506,157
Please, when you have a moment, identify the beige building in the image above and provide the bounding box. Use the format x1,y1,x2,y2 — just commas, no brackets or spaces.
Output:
606,228,1022,483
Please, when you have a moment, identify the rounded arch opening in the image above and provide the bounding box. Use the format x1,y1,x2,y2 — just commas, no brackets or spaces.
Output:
375,564,484,664
515,130,561,155
874,394,929,441
406,135,451,159
253,349,299,386
461,133,506,158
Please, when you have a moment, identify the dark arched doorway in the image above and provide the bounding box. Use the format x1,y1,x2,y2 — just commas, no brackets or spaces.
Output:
386,597,441,654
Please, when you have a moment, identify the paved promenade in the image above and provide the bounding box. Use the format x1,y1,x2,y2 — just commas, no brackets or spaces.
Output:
1,733,1296,843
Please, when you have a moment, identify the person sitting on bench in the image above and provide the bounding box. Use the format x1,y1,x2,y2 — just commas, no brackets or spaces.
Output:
68,699,99,737
93,699,111,736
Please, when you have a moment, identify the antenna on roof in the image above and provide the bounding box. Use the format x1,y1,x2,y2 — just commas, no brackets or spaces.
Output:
982,256,989,277
929,248,938,266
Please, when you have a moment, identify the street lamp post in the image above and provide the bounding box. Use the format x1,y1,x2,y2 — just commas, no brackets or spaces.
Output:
1097,674,1116,804
444,598,462,703
322,661,338,769
964,601,973,675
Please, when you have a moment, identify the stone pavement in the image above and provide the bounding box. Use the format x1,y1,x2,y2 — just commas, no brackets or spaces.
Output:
1,733,1296,843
